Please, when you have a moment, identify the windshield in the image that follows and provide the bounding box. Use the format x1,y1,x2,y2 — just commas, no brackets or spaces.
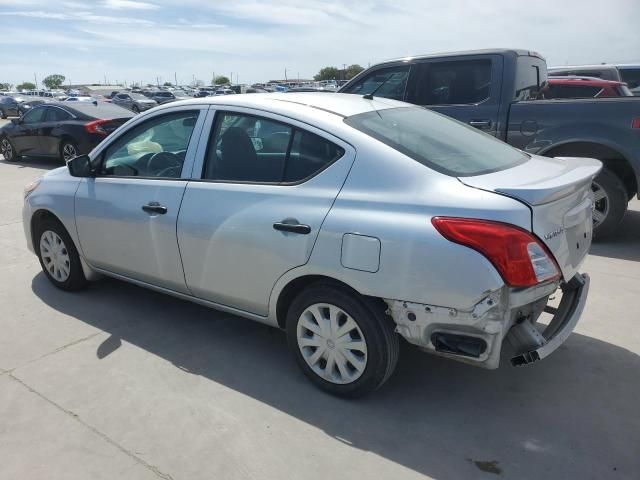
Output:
344,107,528,176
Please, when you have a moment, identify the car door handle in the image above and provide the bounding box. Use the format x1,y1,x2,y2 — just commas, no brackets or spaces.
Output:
273,222,311,234
142,203,167,215
469,119,492,129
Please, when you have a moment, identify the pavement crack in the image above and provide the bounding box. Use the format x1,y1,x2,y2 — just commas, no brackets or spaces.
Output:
0,220,22,227
8,373,175,480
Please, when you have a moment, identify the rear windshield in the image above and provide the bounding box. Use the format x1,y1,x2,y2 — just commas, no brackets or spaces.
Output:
344,107,528,176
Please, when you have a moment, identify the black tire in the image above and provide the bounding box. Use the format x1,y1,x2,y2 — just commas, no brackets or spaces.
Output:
60,139,79,163
132,105,140,114
1,136,19,162
34,217,87,291
286,282,399,398
0,108,6,119
592,168,628,241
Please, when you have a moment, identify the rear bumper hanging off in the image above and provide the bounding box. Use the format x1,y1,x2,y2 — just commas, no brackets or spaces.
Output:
509,273,590,366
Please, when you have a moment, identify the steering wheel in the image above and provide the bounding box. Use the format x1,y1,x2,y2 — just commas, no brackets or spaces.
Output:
146,151,182,177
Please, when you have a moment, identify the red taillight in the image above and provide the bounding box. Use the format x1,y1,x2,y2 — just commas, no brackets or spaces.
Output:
632,118,640,129
431,217,560,287
84,119,109,135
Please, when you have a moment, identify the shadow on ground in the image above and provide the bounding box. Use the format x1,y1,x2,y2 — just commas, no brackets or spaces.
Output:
0,155,64,171
31,273,640,479
590,209,640,262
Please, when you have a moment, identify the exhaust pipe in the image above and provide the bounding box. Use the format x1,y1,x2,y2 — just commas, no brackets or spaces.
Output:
431,332,487,358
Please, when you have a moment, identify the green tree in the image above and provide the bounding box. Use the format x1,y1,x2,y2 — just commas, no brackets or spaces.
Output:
42,74,65,89
16,82,36,91
214,76,230,86
163,81,173,87
0,82,12,90
314,67,339,81
345,64,365,80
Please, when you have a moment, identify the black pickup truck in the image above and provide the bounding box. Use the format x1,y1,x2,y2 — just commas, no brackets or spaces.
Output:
339,49,640,238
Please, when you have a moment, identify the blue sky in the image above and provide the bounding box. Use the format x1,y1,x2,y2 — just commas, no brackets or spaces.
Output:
1,0,639,87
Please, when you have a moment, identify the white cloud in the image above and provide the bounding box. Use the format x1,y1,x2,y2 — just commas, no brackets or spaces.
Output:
102,0,159,10
0,9,155,25
0,11,69,20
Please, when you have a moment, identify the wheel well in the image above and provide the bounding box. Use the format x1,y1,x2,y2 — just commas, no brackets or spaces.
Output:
276,275,367,329
544,142,637,199
30,209,63,246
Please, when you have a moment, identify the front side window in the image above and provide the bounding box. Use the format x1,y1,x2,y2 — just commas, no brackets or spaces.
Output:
100,111,199,178
411,59,492,105
345,107,527,177
341,65,410,101
204,112,344,183
619,68,640,89
21,107,47,124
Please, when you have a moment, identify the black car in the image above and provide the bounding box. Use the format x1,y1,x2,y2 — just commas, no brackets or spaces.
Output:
0,102,134,163
0,95,24,118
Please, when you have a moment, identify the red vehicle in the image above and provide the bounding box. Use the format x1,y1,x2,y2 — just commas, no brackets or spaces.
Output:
542,76,634,99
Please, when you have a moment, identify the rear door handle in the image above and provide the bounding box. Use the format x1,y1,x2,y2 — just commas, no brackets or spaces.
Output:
469,120,492,129
142,203,167,215
273,222,311,234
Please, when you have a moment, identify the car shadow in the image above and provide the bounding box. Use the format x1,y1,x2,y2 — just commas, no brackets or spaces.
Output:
0,155,63,170
30,273,640,479
590,209,640,262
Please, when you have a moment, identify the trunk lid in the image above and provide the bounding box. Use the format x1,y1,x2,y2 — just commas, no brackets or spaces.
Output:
459,155,602,281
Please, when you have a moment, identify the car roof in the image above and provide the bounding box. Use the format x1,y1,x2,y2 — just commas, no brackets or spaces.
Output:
44,101,134,119
548,65,619,71
154,92,407,121
370,48,541,66
548,77,624,86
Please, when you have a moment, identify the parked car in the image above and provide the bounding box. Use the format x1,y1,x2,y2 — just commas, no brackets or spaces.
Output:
112,92,157,113
18,98,51,115
340,49,640,239
1,102,133,162
0,95,24,118
22,93,597,397
541,77,634,99
549,64,640,96
148,91,176,104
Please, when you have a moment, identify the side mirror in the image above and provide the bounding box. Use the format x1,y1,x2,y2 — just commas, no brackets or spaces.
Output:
67,154,94,177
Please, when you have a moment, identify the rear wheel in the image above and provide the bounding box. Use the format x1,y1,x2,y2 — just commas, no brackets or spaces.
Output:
60,140,79,163
34,218,87,291
132,105,140,114
1,137,19,162
0,108,6,119
286,283,399,398
592,168,628,240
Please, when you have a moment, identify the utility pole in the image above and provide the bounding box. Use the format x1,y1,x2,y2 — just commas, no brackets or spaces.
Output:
343,64,347,80
104,74,107,85
284,68,288,82
174,72,178,87
34,73,38,89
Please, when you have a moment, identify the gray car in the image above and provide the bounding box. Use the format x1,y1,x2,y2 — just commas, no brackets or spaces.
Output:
112,92,157,113
22,93,599,397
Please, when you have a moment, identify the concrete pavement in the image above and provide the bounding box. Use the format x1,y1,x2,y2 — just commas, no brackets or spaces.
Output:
1,135,639,479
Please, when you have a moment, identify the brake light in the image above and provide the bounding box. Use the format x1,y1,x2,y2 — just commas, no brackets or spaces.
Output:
431,217,560,287
84,119,109,135
632,118,640,129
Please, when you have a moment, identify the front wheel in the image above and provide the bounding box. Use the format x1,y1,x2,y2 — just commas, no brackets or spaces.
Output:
132,105,140,114
34,218,87,291
286,283,399,398
592,168,628,240
0,108,6,119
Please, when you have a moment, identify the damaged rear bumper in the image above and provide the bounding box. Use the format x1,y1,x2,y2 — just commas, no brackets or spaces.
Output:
509,273,589,366
385,273,589,369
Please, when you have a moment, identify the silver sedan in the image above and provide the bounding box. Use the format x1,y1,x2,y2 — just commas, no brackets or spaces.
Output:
22,93,600,397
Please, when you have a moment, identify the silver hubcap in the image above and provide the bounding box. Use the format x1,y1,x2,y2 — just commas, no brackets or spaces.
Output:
40,230,70,282
591,181,609,227
297,303,368,384
1,139,12,160
62,143,77,162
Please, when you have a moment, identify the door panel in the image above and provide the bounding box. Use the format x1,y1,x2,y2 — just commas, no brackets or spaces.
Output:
75,178,190,292
12,107,47,154
178,109,354,315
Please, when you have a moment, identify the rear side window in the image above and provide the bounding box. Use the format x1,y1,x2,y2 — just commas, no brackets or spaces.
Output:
345,107,527,177
341,65,410,101
410,59,492,105
514,56,547,101
46,108,72,121
203,112,344,183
